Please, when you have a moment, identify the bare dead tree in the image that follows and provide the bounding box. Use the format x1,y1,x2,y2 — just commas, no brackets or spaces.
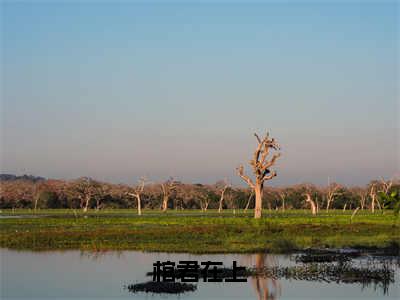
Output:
369,184,377,213
161,177,177,212
127,177,147,216
305,193,317,215
278,190,286,212
33,183,40,212
325,179,341,212
68,177,102,213
353,187,368,210
236,131,281,219
380,177,393,194
225,189,237,215
376,177,398,211
315,196,320,213
369,177,393,212
196,186,211,212
217,179,230,213
200,196,210,212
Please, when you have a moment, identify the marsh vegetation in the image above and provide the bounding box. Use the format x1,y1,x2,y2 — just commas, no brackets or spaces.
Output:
1,209,398,253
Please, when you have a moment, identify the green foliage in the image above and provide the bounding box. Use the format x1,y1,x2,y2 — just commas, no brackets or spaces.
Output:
37,190,59,208
379,190,400,216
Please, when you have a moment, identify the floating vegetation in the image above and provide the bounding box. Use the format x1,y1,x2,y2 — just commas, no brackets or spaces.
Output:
294,248,360,263
251,261,395,294
125,281,197,294
293,245,400,266
295,253,352,263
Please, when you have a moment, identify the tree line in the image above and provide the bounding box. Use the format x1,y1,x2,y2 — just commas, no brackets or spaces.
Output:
1,174,398,213
1,132,399,216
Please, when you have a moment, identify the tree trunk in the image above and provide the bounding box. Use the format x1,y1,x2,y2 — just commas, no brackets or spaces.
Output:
326,200,331,212
371,194,375,213
310,201,316,215
218,188,226,213
306,194,317,215
218,197,224,213
162,196,168,212
83,195,90,212
137,195,142,216
376,198,382,211
254,183,263,219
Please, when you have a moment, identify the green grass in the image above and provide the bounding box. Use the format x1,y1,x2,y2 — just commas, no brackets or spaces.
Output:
0,209,399,253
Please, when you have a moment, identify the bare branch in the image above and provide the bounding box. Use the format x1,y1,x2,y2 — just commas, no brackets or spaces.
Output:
127,192,139,199
261,153,281,173
236,165,255,188
263,171,277,181
254,133,262,143
380,177,393,194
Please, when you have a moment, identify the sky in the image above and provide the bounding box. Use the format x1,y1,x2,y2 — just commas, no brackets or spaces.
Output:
1,1,399,186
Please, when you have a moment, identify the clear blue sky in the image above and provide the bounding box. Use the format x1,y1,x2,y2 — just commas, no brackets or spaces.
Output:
1,1,398,186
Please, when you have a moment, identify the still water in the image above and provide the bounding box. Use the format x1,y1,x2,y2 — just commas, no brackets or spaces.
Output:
1,249,399,300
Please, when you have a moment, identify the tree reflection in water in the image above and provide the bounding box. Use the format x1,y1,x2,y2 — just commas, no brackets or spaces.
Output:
245,253,281,300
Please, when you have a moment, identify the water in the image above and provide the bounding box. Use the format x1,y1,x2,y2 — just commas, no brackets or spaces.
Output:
1,249,399,300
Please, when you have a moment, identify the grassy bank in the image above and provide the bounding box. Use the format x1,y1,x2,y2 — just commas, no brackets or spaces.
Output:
0,209,399,253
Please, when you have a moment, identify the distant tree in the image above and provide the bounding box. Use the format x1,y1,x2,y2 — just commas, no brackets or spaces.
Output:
216,179,230,213
108,183,131,209
0,180,36,209
378,177,400,217
380,190,400,217
305,194,317,215
368,182,379,213
127,177,147,216
225,188,236,214
278,188,287,212
303,184,318,215
161,177,178,211
325,179,341,212
41,190,60,208
196,185,212,212
68,177,103,212
351,186,368,210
